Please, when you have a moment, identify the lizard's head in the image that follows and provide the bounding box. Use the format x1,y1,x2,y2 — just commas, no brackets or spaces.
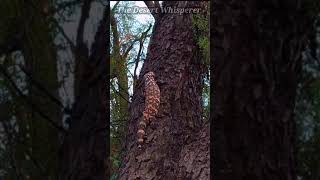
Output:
144,71,155,79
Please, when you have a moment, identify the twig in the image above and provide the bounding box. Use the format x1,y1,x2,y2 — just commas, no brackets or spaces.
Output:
54,19,76,51
110,82,131,104
18,65,65,109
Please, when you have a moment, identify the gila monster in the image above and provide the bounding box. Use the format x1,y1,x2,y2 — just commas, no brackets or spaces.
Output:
137,71,161,148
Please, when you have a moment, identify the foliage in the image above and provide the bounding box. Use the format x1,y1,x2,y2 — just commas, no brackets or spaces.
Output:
192,12,210,68
295,15,320,180
191,3,210,121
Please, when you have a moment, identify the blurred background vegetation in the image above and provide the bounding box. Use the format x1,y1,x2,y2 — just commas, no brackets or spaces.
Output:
295,16,320,180
0,0,107,179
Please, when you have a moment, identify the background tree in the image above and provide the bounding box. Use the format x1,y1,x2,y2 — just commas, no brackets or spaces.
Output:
0,0,109,179
0,0,62,179
212,0,320,180
58,0,108,179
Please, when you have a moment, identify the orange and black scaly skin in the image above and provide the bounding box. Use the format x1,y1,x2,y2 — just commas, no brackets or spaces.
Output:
137,71,160,148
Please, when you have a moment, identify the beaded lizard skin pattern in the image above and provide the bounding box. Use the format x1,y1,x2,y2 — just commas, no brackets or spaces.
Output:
137,71,161,148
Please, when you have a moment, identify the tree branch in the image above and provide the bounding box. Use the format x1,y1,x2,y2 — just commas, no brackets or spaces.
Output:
55,0,82,13
133,24,152,88
111,82,131,103
54,19,76,51
0,65,67,134
133,41,144,89
122,42,136,60
112,1,120,12
87,7,108,87
90,7,108,61
110,78,132,98
18,65,65,109
76,0,92,47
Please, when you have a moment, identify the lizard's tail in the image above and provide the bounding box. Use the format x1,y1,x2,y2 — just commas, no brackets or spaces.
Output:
137,113,148,148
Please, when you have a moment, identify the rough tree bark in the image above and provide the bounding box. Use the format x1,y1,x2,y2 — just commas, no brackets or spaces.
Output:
119,1,209,180
212,1,312,180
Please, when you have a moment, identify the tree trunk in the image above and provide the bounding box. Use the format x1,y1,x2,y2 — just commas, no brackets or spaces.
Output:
212,1,311,179
119,1,209,180
15,0,62,178
59,7,108,180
